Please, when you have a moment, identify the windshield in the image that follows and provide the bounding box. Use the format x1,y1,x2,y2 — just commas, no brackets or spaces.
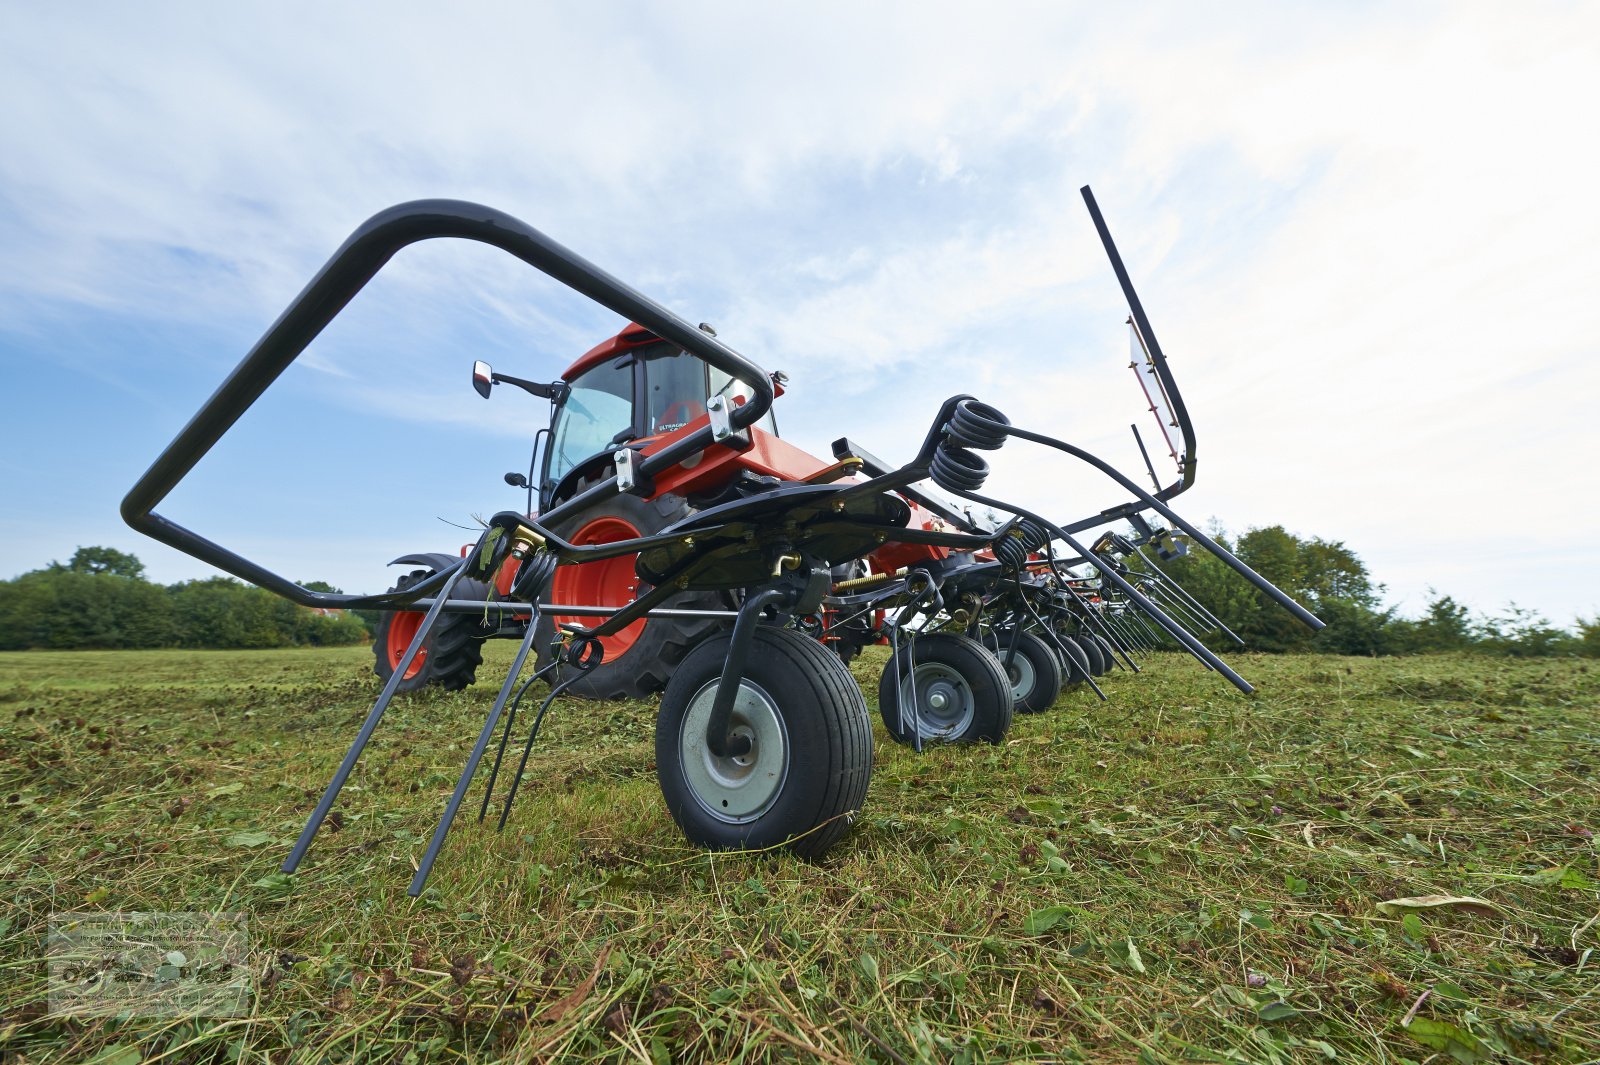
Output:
548,358,634,484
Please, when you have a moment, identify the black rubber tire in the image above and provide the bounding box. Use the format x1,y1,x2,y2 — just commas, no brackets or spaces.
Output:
981,629,1064,714
656,626,872,858
1093,633,1120,670
878,633,1014,746
535,493,724,700
371,570,492,693
1050,633,1093,687
1072,633,1107,677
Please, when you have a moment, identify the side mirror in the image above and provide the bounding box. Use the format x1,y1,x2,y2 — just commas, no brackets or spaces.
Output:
472,360,493,399
504,472,528,488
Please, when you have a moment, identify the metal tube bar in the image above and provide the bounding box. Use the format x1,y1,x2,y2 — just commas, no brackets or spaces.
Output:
282,563,468,873
123,200,775,610
407,613,547,896
705,587,792,759
995,419,1322,632
957,490,1253,692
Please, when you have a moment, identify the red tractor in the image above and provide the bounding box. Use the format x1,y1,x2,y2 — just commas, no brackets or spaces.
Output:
124,189,1324,895
372,320,955,701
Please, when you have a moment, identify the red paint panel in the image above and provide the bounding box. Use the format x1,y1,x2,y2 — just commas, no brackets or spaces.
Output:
561,322,658,381
641,414,829,497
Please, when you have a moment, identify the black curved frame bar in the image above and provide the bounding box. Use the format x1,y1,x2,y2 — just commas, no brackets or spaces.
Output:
1073,185,1197,530
120,200,775,610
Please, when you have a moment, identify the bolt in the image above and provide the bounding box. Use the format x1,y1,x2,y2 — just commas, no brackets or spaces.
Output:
928,691,949,711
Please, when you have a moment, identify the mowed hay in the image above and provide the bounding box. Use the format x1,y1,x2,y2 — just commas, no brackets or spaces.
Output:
1,647,1596,1062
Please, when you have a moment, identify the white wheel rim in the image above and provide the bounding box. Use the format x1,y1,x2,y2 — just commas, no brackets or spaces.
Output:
679,678,790,823
998,647,1036,701
899,662,976,739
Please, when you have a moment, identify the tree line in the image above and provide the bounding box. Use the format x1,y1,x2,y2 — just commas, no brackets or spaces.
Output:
1147,524,1599,657
0,547,370,650
2,537,1595,656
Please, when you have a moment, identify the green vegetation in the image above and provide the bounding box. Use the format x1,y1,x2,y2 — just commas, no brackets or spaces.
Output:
1154,525,1599,658
2,645,1595,1062
0,549,368,651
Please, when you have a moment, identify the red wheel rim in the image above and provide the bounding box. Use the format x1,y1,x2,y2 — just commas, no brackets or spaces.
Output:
386,610,427,679
550,515,646,663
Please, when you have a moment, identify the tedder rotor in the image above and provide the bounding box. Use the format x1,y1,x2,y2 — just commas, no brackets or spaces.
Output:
123,188,1322,894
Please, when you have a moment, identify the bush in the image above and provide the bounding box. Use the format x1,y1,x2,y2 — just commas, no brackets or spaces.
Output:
0,548,370,650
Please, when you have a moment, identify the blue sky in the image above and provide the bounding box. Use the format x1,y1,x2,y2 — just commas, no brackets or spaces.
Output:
2,1,1597,624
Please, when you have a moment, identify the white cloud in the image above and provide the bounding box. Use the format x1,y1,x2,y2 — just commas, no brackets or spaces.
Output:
2,0,1597,620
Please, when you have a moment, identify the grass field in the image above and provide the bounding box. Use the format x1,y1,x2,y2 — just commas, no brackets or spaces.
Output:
1,644,1596,1063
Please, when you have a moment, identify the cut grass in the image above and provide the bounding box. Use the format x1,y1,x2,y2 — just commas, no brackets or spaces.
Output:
1,646,1596,1062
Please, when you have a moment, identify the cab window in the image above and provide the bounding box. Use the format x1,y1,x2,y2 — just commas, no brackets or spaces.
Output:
548,358,634,484
645,349,710,434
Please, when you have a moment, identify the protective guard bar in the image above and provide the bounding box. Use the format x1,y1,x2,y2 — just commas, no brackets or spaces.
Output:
120,200,775,610
827,187,1198,539
1071,185,1198,532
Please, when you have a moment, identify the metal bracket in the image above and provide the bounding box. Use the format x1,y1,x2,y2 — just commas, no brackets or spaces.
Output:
612,446,652,495
706,395,751,450
708,395,733,441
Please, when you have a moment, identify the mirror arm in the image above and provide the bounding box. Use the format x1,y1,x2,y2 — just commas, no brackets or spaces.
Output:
492,372,566,401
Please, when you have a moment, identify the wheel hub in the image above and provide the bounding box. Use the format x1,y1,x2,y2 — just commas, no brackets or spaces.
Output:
680,678,790,823
901,662,976,739
1003,652,1036,700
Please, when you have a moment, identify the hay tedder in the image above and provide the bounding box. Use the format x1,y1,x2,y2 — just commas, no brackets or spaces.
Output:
123,188,1321,895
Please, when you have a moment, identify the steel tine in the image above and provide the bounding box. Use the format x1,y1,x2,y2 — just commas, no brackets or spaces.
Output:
1060,580,1140,673
283,562,468,874
408,612,546,897
966,498,1253,692
1137,555,1247,647
1148,582,1214,642
478,658,561,823
496,662,587,830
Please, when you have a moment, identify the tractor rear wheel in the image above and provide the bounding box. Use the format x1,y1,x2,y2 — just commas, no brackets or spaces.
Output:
534,493,724,700
878,633,1014,746
371,569,492,693
656,626,872,858
981,629,1064,714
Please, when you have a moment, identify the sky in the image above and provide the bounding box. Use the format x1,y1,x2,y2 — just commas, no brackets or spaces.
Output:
2,0,1597,625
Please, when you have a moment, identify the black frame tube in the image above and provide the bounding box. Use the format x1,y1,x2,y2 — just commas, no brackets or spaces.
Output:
121,200,774,609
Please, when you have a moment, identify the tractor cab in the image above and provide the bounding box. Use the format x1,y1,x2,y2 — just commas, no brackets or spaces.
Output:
472,323,780,514
541,327,777,511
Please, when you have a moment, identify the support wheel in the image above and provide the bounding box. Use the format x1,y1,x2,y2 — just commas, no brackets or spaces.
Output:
1051,633,1093,687
1094,633,1120,669
656,627,872,858
371,569,492,693
1072,633,1107,677
878,633,1014,746
981,629,1064,714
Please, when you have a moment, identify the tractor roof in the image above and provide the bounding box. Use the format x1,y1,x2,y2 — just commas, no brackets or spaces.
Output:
562,323,660,381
